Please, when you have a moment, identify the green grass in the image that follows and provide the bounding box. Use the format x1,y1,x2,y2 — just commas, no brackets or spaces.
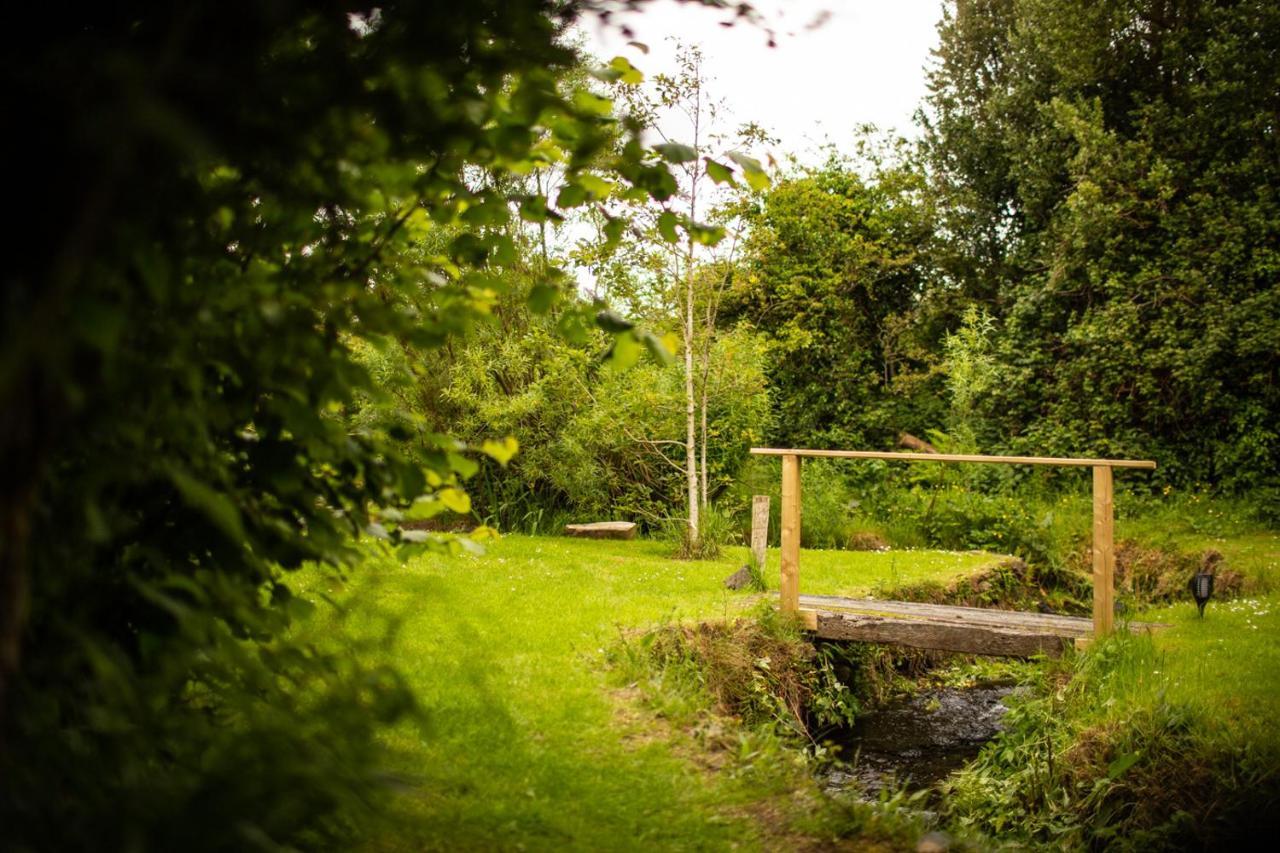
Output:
943,508,1280,846
290,536,1001,850
287,514,1280,848
1133,594,1280,727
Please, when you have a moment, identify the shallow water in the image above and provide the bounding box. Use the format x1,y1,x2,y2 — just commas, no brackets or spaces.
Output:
824,684,1016,798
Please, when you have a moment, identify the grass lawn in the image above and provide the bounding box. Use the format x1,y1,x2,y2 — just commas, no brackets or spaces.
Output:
1113,527,1280,735
1124,520,1280,724
291,522,1280,848
292,536,1000,850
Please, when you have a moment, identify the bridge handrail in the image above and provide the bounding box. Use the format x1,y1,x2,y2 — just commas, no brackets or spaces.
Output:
750,448,1156,470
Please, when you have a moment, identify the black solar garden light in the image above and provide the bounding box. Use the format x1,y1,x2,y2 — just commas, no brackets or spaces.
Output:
1187,550,1220,618
1189,571,1214,618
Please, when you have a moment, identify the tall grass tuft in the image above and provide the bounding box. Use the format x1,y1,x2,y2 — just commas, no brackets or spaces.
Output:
663,503,739,561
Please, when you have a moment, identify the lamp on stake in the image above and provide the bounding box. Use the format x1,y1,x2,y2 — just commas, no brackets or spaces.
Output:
1188,550,1221,618
1189,571,1214,618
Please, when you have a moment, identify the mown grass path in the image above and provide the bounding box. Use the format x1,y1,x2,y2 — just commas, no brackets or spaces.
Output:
295,537,999,850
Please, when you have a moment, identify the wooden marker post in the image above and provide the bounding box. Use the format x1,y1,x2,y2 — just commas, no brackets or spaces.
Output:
780,454,801,616
1092,465,1115,636
750,495,770,576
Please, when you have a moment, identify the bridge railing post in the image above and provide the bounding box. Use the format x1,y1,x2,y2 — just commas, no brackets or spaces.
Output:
750,495,770,575
1092,465,1115,637
780,453,801,616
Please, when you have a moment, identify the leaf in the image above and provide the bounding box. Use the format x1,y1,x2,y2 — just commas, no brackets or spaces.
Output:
687,222,726,246
168,467,245,542
446,451,480,479
527,282,559,314
405,495,444,521
726,151,770,190
638,330,674,365
654,142,697,163
602,215,626,249
519,196,562,223
657,210,679,244
438,487,472,514
480,437,519,466
556,183,587,208
573,90,614,117
605,331,642,372
595,310,634,333
704,158,737,186
577,174,615,198
1106,752,1140,780
608,56,644,85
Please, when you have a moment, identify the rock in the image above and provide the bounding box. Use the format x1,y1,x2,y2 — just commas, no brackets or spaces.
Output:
846,531,890,551
563,521,637,540
723,566,753,590
1001,557,1029,577
916,831,951,853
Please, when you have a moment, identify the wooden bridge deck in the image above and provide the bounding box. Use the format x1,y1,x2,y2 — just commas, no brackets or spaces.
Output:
796,594,1166,658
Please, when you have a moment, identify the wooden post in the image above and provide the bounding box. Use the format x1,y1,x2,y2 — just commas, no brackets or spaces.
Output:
780,454,801,616
750,495,770,575
1092,465,1115,637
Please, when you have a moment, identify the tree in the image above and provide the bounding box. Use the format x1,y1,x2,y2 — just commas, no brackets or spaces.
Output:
920,0,1280,488
0,2,691,846
727,147,941,451
601,42,772,552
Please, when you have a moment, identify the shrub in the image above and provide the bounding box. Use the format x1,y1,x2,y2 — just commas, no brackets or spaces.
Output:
612,609,859,741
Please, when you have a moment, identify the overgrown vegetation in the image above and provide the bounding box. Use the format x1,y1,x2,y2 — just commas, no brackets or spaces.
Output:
609,607,860,743
1,2,750,846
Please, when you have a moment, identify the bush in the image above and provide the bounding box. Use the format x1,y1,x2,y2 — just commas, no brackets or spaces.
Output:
611,608,859,741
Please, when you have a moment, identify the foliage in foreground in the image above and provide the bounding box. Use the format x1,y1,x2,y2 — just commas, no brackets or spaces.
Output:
1,2,700,847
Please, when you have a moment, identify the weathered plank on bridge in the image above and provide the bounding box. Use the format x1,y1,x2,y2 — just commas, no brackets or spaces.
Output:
798,594,1166,658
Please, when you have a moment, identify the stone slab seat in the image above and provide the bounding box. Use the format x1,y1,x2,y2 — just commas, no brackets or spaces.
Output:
563,521,637,540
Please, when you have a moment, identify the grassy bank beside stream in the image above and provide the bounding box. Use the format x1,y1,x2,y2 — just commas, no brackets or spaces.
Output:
291,537,998,850
289,512,1280,850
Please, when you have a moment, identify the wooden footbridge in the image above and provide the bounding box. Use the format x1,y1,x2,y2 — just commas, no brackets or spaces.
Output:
750,448,1162,657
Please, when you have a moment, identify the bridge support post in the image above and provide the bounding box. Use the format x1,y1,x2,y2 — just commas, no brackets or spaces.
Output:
750,495,770,575
1092,465,1115,637
780,453,801,616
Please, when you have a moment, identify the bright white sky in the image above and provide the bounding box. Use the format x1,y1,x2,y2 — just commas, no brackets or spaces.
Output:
575,0,945,162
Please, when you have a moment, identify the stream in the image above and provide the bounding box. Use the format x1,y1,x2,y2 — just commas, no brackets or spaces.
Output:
823,684,1018,799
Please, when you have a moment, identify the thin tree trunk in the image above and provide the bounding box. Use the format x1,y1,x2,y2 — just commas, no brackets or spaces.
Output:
683,67,703,547
697,229,738,513
701,376,711,507
684,261,699,545
534,171,549,265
